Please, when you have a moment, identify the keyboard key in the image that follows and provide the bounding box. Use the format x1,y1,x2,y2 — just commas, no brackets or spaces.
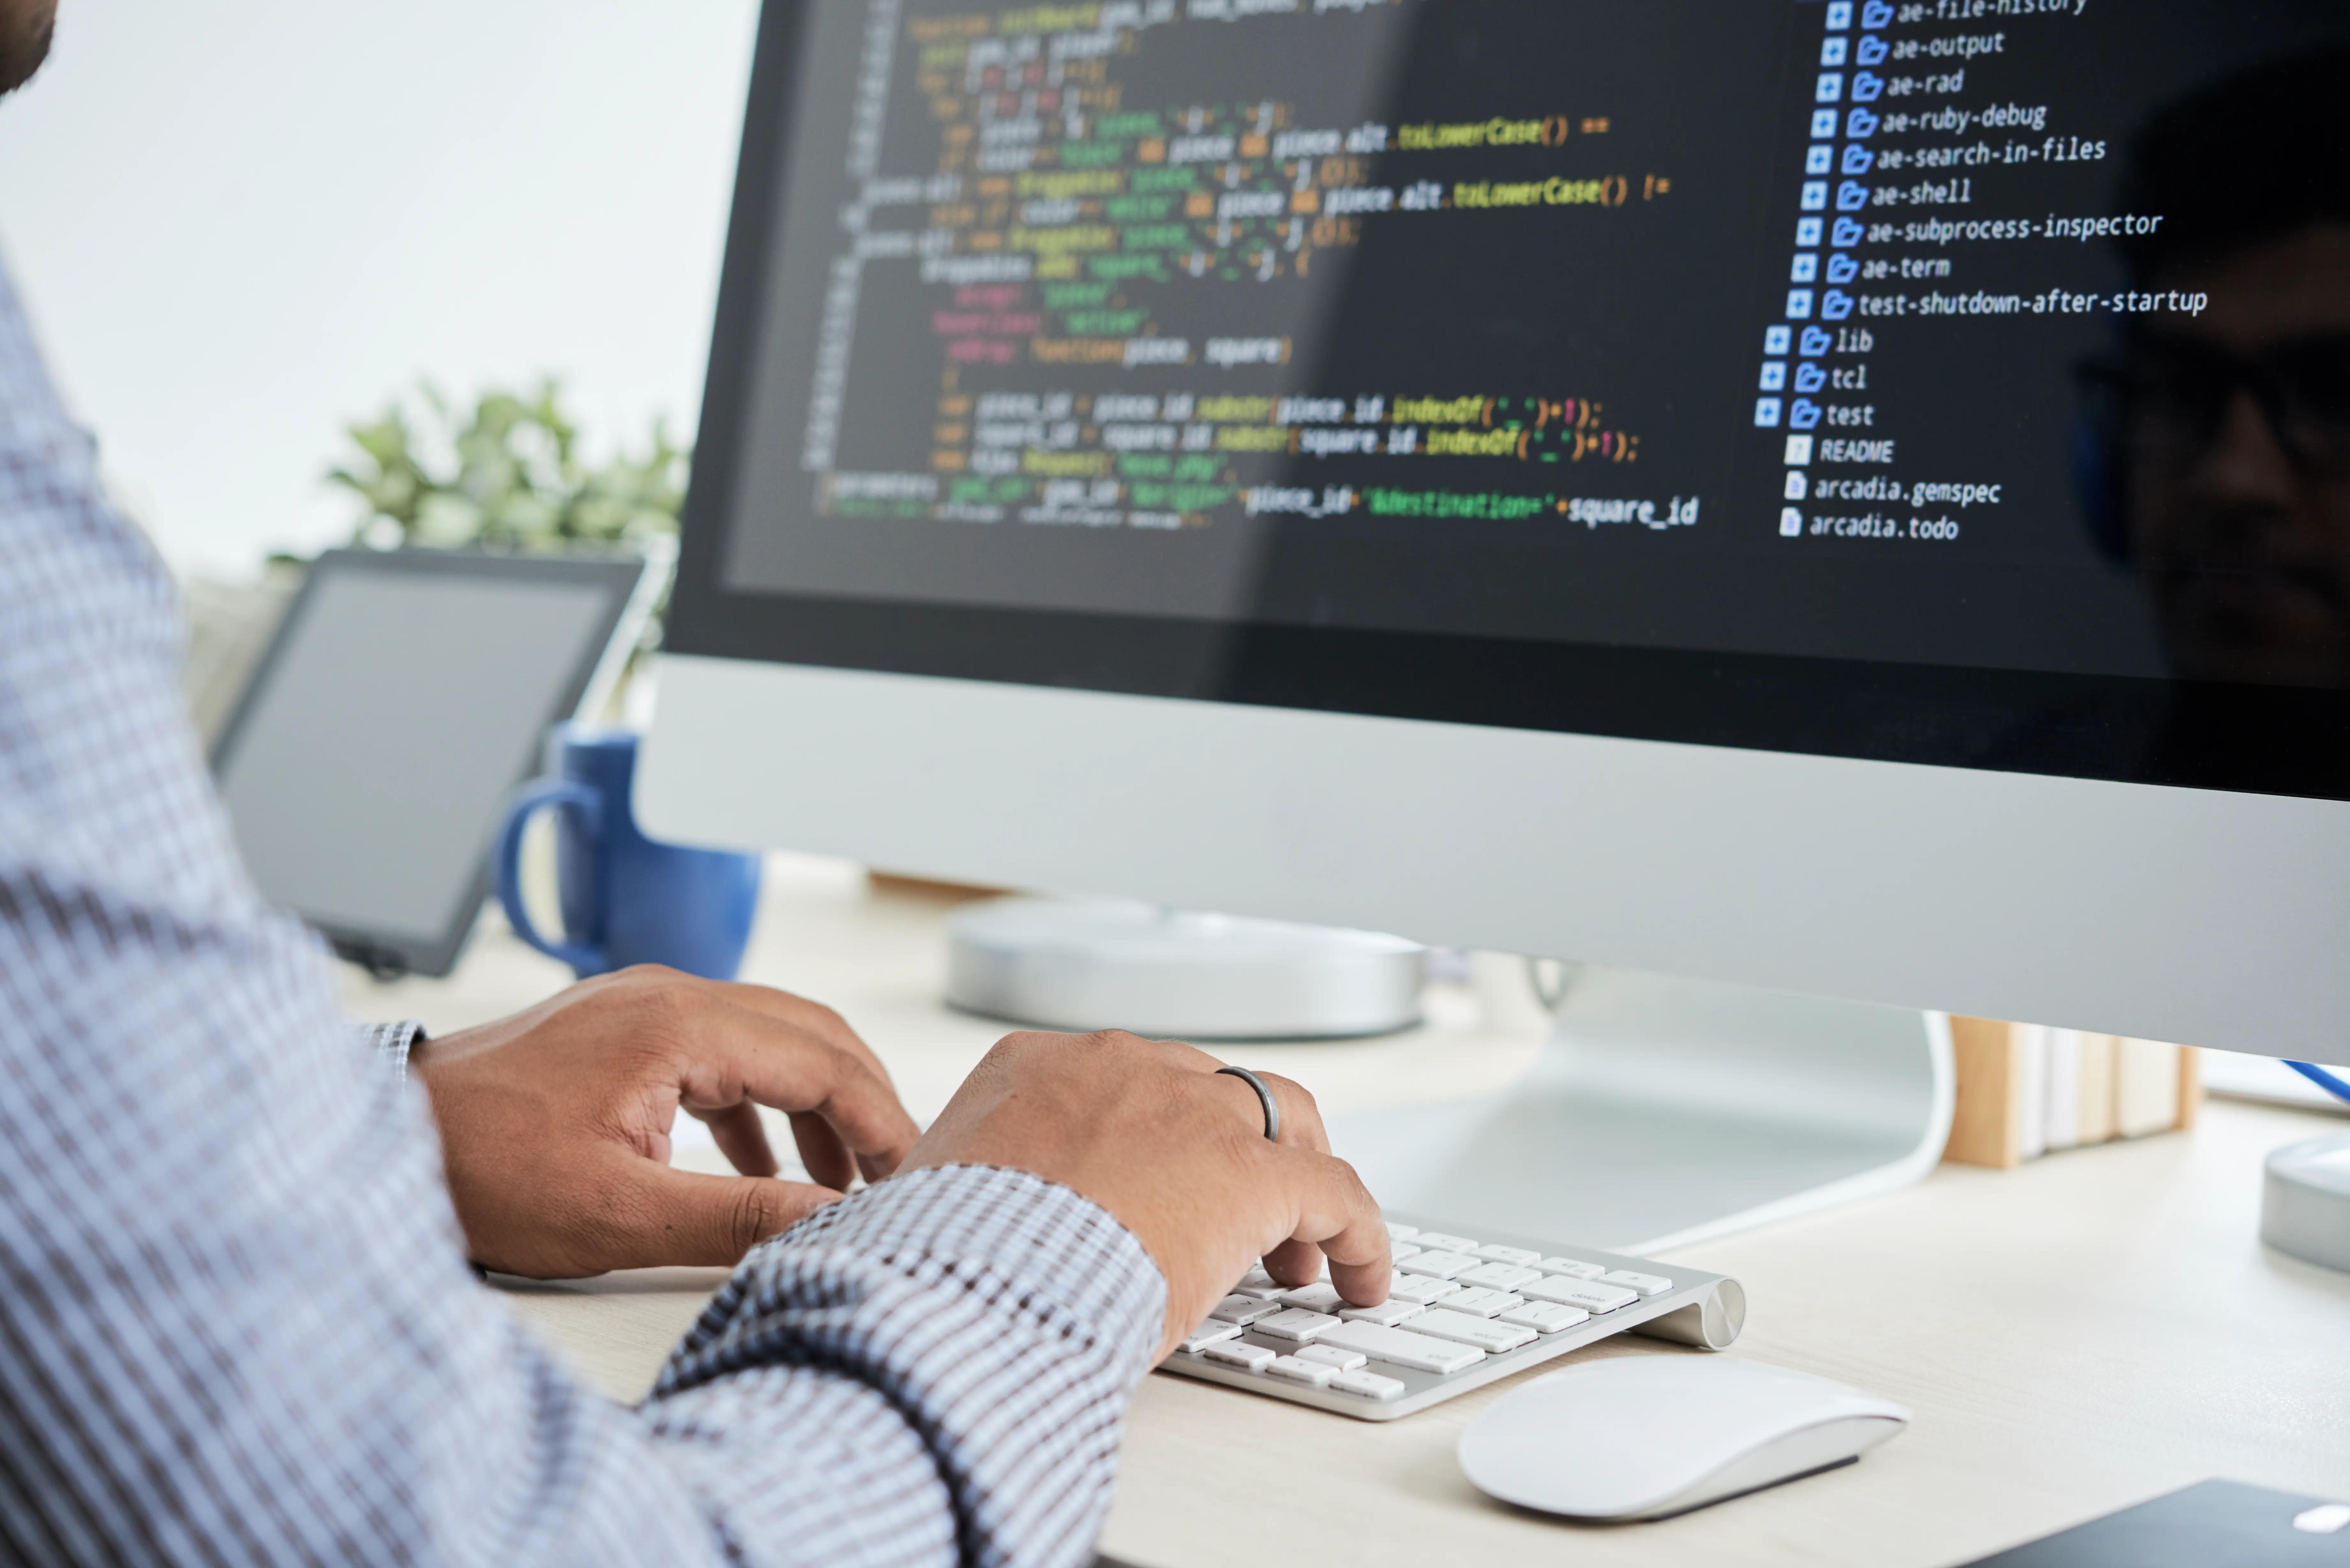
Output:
1565,1284,1641,1314
1277,1282,1346,1313
1474,1245,1543,1267
1208,1295,1281,1325
1331,1369,1408,1401
1230,1269,1285,1300
1180,1322,1244,1353
1389,1242,1423,1262
1520,1278,1639,1313
1264,1354,1337,1388
1499,1301,1590,1334
1339,1299,1427,1328
1414,1232,1480,1254
1405,1310,1538,1355
1316,1320,1486,1375
1537,1257,1606,1279
1384,1222,1419,1241
1456,1262,1542,1292
1434,1287,1524,1318
1395,1250,1478,1280
1296,1343,1368,1371
1329,1318,1484,1369
1384,1270,1455,1302
1600,1269,1675,1297
1255,1308,1341,1343
1202,1340,1277,1371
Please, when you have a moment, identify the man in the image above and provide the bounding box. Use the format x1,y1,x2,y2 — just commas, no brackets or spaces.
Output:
0,6,1389,1564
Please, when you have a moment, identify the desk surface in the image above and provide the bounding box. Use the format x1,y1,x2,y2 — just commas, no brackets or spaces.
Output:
350,857,2350,1568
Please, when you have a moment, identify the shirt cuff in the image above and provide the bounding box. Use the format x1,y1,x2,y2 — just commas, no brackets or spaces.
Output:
354,1021,426,1084
653,1164,1167,1567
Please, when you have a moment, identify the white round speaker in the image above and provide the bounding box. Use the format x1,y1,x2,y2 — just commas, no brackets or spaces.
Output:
2261,1133,2350,1274
945,896,1426,1041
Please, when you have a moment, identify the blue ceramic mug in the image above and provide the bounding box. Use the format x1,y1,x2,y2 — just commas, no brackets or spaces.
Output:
494,727,762,980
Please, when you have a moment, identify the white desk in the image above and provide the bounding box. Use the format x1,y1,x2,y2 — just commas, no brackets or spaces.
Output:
350,856,2350,1567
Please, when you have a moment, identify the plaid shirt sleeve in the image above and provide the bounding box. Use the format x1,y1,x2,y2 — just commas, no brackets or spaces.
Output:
0,260,1165,1567
358,1019,426,1081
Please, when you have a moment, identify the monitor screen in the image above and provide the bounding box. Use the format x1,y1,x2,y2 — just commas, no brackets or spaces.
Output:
672,0,2350,801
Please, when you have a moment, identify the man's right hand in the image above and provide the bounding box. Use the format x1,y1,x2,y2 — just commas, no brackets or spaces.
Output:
904,1031,1390,1361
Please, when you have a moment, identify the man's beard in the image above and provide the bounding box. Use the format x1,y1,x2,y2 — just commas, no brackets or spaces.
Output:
0,2,56,97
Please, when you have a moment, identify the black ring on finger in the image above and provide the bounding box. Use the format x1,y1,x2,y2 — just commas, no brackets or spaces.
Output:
1216,1065,1281,1142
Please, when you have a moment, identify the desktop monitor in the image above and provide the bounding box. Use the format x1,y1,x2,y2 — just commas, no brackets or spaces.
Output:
645,0,2350,1117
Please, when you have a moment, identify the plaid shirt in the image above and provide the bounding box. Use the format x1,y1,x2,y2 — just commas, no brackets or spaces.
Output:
0,259,1164,1567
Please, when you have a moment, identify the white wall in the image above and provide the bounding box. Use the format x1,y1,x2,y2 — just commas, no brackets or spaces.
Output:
0,0,760,576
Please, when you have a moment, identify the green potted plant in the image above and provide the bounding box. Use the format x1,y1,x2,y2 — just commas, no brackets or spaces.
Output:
326,380,687,555
185,382,689,743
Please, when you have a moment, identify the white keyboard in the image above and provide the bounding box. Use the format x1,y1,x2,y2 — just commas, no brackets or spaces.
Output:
1157,1212,1747,1420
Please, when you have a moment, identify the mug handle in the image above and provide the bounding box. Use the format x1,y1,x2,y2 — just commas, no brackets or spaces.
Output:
494,779,607,974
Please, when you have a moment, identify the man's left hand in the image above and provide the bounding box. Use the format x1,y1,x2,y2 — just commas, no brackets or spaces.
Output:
411,967,921,1278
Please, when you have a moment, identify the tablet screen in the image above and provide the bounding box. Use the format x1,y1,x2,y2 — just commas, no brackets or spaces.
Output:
214,553,637,969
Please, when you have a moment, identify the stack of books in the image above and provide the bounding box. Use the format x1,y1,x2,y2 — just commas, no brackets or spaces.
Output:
1944,1019,2200,1169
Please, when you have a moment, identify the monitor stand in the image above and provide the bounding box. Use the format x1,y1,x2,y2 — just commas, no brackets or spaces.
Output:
1331,966,1955,1255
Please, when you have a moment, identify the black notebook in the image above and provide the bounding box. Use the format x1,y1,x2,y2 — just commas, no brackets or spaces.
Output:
1963,1481,2350,1566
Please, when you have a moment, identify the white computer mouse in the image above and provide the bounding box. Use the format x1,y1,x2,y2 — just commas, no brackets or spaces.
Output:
1458,1356,1909,1522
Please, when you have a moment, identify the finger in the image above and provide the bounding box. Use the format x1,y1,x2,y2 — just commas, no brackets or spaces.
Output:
1272,1145,1391,1307
1262,1074,1355,1280
1262,1236,1326,1288
691,1100,779,1178
1254,1071,1330,1154
1203,1069,1276,1140
616,1164,843,1267
1194,1061,1329,1155
695,980,903,1090
681,996,922,1175
789,1108,856,1191
1176,1059,1343,1284
663,975,917,1181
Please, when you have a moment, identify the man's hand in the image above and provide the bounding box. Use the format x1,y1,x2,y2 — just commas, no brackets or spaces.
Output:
413,967,921,1278
905,1031,1389,1361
